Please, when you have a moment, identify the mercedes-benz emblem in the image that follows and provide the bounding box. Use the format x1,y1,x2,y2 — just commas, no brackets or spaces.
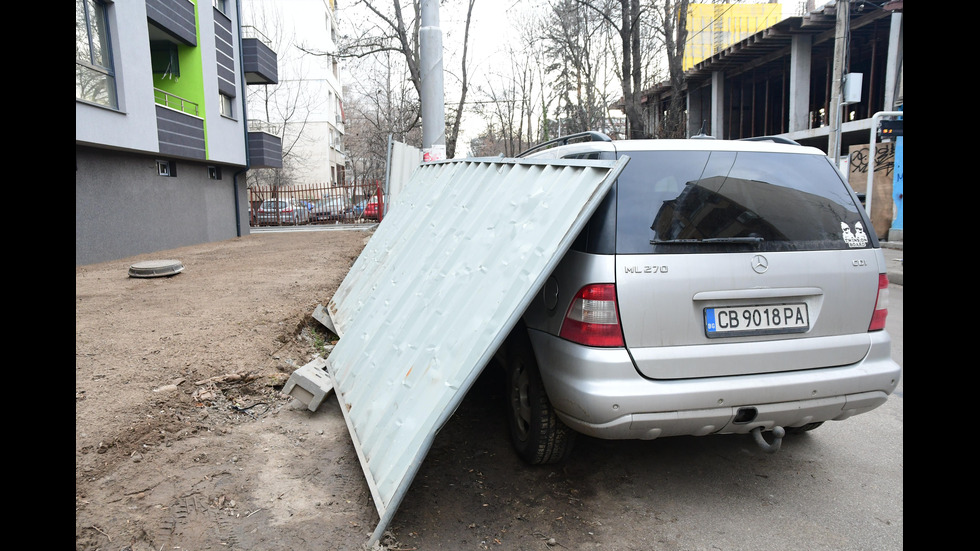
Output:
751,254,769,274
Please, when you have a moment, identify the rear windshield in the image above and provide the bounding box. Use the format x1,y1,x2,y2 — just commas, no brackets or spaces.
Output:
614,150,873,254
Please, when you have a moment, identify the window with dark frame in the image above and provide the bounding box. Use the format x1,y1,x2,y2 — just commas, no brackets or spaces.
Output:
156,160,177,177
75,0,118,108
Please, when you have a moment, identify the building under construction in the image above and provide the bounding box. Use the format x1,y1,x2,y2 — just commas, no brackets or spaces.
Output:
642,0,903,160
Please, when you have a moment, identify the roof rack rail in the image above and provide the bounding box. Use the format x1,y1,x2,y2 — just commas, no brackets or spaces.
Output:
739,136,802,146
516,131,612,158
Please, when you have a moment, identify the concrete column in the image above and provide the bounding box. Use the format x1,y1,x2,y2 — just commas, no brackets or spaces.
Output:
789,33,812,132
883,13,903,111
687,88,701,137
711,71,725,138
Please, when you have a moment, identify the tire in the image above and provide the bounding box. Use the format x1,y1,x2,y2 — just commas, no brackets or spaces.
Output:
783,421,824,435
504,328,576,465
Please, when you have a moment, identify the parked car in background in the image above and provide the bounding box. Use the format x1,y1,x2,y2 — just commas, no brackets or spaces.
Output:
311,197,352,222
363,200,380,221
352,201,366,218
489,132,902,465
255,198,310,226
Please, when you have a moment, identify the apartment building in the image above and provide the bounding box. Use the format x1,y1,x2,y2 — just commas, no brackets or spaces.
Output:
243,0,346,188
76,0,282,265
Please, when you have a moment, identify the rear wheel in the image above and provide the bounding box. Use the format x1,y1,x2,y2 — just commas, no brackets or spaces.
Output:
783,422,824,434
504,329,575,465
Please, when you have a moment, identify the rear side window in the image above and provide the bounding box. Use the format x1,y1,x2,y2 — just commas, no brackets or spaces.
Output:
616,151,872,253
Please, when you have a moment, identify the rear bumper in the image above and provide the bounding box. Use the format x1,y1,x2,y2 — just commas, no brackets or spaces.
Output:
527,329,902,440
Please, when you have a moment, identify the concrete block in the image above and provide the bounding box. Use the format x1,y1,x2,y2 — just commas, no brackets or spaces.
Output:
312,303,338,336
281,357,334,412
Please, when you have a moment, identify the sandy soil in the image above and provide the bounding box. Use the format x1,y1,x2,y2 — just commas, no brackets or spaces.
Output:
75,229,386,550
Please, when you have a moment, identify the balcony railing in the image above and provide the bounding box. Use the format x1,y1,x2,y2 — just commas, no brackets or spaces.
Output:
248,119,282,136
153,88,200,117
242,26,273,48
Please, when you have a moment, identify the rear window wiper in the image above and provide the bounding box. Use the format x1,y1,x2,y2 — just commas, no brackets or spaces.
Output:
650,237,764,245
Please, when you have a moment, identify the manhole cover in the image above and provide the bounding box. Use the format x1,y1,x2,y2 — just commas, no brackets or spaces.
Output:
128,259,185,278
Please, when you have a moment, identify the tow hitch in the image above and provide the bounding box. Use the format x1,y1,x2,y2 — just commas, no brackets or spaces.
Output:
751,426,785,454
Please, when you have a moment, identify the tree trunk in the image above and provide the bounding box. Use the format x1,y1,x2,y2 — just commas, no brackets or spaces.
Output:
662,0,690,138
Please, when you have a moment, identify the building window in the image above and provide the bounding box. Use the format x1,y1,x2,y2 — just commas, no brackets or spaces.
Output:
219,93,234,118
150,41,180,79
213,0,228,15
208,166,222,180
157,160,176,177
76,0,118,108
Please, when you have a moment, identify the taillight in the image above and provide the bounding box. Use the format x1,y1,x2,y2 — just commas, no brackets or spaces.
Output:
559,284,624,347
868,273,889,331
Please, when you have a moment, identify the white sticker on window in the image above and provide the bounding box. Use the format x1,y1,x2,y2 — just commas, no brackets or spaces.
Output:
841,221,868,248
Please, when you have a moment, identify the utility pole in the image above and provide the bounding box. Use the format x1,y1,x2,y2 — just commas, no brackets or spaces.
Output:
828,0,849,164
420,0,446,161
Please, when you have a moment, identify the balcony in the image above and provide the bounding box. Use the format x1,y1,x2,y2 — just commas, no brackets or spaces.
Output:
145,0,197,46
242,26,278,85
154,89,205,160
247,120,283,169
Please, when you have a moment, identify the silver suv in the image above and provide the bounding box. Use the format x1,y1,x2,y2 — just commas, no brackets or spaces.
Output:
493,132,902,464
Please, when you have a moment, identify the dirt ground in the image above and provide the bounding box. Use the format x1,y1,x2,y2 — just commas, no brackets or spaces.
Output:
76,229,372,549
75,228,581,551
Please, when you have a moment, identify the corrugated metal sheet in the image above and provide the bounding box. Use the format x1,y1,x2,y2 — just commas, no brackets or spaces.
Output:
385,137,422,206
324,156,629,545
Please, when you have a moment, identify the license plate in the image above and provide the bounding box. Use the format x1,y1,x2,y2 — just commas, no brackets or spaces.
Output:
704,303,809,338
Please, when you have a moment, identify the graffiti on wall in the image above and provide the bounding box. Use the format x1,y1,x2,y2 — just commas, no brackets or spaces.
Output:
848,141,894,179
847,142,895,240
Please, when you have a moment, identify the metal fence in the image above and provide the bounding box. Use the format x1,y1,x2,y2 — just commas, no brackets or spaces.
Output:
247,180,385,226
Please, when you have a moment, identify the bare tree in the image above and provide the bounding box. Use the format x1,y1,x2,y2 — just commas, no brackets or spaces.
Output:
343,91,392,184
305,0,475,158
337,0,423,130
542,0,618,136
559,0,694,140
475,70,528,156
558,0,650,139
654,0,690,138
444,0,476,158
470,8,549,156
343,52,423,183
468,122,506,157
